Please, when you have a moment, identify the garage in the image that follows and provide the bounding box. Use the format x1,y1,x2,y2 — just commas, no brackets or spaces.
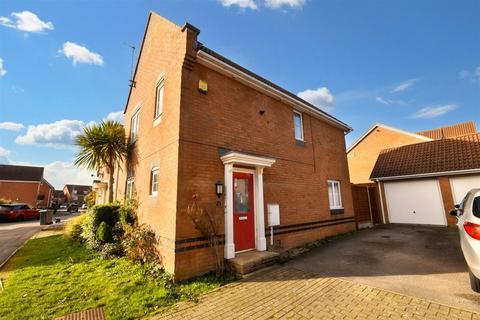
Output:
384,179,446,225
371,133,480,226
450,175,480,205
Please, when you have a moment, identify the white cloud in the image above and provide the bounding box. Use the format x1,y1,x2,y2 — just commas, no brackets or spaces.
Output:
459,66,480,85
298,87,334,112
0,11,53,33
375,97,405,106
15,119,84,148
0,146,11,164
0,58,6,77
411,104,458,119
218,0,258,9
0,146,11,158
265,0,306,8
59,42,104,66
43,161,93,189
104,111,124,124
391,78,417,93
0,122,25,131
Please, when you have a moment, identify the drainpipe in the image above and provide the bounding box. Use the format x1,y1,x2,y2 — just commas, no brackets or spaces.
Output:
376,179,387,224
366,186,373,224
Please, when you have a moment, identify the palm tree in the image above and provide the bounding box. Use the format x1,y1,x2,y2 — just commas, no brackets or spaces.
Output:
75,120,128,203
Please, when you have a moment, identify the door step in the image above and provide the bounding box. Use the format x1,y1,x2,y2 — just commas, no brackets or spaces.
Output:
227,250,280,275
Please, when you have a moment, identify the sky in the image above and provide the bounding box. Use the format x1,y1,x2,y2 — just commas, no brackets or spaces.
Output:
0,0,479,189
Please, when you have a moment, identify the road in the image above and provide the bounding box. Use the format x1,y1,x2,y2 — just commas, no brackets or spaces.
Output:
0,211,77,268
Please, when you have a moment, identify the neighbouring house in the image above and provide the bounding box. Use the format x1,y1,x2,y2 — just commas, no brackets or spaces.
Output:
52,190,67,205
92,169,115,205
370,133,480,226
0,164,54,208
115,12,355,280
63,184,91,205
347,121,478,227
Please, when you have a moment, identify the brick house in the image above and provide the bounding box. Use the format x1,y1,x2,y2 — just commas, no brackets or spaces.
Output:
63,184,91,205
348,121,478,227
116,12,355,280
0,164,54,208
52,190,67,205
371,133,480,227
347,121,477,184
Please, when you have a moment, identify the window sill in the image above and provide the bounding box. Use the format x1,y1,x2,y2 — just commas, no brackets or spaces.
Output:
330,208,344,215
153,114,163,127
295,139,306,147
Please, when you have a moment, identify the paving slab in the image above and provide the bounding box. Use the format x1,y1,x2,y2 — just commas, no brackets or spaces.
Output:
287,224,480,312
154,266,480,319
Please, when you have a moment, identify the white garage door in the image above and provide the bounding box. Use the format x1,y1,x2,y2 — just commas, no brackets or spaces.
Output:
384,179,446,226
450,175,480,205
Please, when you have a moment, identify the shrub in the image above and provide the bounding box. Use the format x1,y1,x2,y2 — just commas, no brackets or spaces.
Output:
82,204,121,247
64,214,88,243
98,242,124,259
122,224,158,265
0,198,12,205
96,221,112,243
118,201,137,231
80,203,138,257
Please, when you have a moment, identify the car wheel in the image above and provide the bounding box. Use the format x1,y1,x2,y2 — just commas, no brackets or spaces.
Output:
17,214,24,221
469,270,480,293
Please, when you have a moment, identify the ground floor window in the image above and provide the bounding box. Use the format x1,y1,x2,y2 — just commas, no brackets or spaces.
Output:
126,178,135,199
150,167,159,196
328,180,342,209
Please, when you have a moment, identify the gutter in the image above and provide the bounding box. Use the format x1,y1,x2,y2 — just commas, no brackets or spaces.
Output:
196,50,353,133
371,168,480,182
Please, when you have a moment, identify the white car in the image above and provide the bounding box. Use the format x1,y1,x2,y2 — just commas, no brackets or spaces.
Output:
451,188,480,292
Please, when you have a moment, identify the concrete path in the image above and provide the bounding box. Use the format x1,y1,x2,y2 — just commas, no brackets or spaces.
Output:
0,219,43,268
0,212,77,268
287,224,480,312
155,266,480,320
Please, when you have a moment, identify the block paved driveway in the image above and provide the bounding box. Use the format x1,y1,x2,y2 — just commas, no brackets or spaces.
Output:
156,225,480,319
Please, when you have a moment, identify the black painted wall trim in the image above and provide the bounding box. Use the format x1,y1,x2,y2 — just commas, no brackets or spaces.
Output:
174,217,355,253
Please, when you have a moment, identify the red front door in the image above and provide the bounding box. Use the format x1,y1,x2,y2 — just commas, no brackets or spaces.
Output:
233,172,255,252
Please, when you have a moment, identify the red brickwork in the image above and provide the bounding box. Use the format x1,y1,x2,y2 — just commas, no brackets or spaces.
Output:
120,12,355,280
0,181,39,207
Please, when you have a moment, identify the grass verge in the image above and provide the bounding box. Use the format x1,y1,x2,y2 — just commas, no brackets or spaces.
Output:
0,232,234,320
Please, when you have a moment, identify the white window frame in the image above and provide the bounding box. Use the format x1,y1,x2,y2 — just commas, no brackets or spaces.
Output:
154,79,165,119
126,178,135,200
130,109,140,141
293,110,304,141
150,167,159,196
328,180,343,209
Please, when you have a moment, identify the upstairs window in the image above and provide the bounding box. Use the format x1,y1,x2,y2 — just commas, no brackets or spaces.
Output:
130,110,140,141
328,180,342,209
293,111,304,141
155,79,165,119
150,167,159,196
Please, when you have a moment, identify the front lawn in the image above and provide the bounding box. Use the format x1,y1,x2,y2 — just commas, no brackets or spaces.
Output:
0,232,231,320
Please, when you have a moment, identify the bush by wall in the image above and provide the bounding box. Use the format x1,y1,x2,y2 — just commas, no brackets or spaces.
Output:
64,214,88,243
80,203,136,254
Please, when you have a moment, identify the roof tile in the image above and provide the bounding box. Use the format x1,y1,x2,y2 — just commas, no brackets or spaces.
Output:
0,164,44,182
370,133,480,179
416,121,476,140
